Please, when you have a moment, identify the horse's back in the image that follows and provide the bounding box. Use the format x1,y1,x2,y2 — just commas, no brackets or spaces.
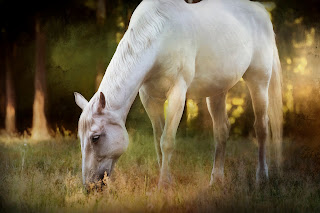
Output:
140,0,276,99
191,0,275,96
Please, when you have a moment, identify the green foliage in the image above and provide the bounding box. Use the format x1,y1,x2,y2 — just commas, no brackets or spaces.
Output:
48,22,115,98
43,18,122,129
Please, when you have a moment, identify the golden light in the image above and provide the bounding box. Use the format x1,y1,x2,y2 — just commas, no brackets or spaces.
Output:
116,16,125,44
294,17,303,24
227,94,246,125
232,97,244,106
229,117,236,125
163,99,199,126
226,103,232,112
286,58,292,65
293,57,310,75
116,32,123,44
284,83,294,113
293,28,315,48
306,28,315,47
186,99,199,126
232,106,244,118
117,16,125,29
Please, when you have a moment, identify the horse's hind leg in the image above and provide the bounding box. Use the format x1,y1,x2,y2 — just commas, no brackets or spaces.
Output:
207,92,230,185
244,74,270,182
139,89,165,168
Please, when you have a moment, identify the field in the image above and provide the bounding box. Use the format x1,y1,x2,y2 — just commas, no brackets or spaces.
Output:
0,131,320,212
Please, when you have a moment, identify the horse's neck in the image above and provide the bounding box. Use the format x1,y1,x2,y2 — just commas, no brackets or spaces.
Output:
96,0,169,121
98,42,158,121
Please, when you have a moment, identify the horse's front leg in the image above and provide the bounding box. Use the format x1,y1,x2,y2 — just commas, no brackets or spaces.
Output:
139,89,165,167
159,78,187,189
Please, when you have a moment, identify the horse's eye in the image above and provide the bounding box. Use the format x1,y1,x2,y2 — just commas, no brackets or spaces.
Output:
91,135,100,143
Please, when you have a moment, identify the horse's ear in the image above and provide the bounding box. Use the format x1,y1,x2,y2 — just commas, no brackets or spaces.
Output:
74,92,88,110
98,92,106,113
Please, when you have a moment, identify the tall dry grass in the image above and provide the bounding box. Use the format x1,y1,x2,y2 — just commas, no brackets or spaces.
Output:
0,131,320,212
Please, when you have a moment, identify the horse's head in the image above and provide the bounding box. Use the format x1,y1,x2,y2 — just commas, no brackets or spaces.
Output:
74,91,129,185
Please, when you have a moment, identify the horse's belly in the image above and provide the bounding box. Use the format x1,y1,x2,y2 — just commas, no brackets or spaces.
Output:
187,70,237,99
187,55,249,98
142,29,252,99
142,56,248,99
187,80,227,99
142,68,242,100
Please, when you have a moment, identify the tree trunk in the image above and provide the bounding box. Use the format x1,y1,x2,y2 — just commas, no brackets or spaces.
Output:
96,0,106,26
31,18,50,140
95,0,107,90
5,44,16,134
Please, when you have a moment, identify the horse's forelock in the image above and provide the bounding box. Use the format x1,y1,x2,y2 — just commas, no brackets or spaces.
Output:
79,104,94,139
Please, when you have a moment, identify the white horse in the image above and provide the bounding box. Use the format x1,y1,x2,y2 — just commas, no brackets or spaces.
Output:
74,0,282,188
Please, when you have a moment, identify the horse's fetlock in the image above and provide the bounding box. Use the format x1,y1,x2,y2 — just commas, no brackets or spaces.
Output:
256,163,269,182
154,135,161,142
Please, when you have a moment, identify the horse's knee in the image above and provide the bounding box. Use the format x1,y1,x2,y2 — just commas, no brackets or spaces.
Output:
160,136,175,154
214,120,230,143
153,127,162,142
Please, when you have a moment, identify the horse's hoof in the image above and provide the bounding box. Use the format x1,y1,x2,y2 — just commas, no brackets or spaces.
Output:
209,179,224,188
158,180,171,190
158,175,173,190
256,166,269,188
209,173,224,187
256,175,268,185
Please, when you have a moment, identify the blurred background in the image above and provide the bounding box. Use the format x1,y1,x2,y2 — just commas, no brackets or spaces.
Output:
1,2,320,211
0,0,319,143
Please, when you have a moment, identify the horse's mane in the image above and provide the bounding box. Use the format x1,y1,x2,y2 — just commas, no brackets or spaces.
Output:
79,0,170,132
110,1,171,72
99,0,174,108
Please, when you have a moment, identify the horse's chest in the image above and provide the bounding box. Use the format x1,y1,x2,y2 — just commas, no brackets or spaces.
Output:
142,72,176,99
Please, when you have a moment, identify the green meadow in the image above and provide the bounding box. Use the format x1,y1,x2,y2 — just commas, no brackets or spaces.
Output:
1,131,319,212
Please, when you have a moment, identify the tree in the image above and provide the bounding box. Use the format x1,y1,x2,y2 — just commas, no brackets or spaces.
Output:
5,43,16,134
31,18,50,140
95,0,107,90
96,0,107,26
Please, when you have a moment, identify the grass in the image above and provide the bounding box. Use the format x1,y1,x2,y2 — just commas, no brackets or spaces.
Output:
0,131,320,212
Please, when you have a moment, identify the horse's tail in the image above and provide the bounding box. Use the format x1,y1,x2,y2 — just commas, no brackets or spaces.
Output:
268,41,283,168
